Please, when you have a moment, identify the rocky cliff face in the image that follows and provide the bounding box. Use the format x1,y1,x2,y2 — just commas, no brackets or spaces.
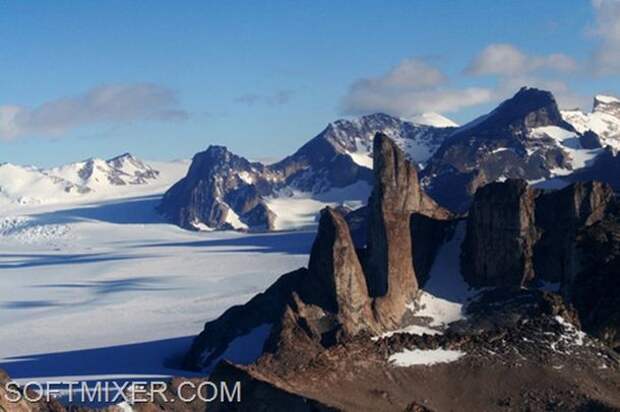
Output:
462,179,615,288
571,213,620,351
461,180,539,287
182,206,380,372
534,181,615,284
160,89,620,231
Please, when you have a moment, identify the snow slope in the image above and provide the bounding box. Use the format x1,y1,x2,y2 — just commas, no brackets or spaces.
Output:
265,181,371,230
0,194,313,390
410,112,459,128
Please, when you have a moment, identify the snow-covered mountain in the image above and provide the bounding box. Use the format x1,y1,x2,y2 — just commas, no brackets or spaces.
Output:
0,154,187,207
562,95,620,150
46,153,159,190
159,113,456,231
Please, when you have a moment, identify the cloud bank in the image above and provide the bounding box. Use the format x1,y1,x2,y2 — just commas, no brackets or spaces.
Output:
0,83,187,141
341,58,493,117
465,44,577,76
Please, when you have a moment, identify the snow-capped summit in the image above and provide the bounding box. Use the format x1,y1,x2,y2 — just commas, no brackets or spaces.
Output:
410,112,459,128
593,94,620,118
0,154,181,208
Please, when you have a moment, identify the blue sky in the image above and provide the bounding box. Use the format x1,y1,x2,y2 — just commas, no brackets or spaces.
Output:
1,0,619,167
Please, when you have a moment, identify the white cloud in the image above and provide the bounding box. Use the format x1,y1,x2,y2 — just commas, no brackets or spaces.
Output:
591,0,620,75
341,58,492,117
0,83,187,141
368,58,446,89
234,90,294,106
466,43,577,76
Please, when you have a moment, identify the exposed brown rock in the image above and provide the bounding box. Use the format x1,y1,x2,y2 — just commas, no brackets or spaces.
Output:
365,133,450,328
305,208,376,337
461,179,540,287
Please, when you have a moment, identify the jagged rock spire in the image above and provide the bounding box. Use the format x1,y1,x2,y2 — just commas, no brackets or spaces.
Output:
306,207,375,336
365,133,429,327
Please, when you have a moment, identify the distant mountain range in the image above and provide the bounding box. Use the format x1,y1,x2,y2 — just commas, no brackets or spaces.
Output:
160,87,620,231
3,87,619,230
0,153,184,207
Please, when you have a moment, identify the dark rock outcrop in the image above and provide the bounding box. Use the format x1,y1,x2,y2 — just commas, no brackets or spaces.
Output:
208,362,340,412
0,369,66,411
461,180,539,287
571,214,620,350
579,130,603,149
534,181,615,284
305,208,376,337
410,213,457,287
184,134,453,371
177,135,620,411
462,179,616,288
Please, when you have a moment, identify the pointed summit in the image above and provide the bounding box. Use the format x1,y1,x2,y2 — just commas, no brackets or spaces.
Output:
455,87,570,138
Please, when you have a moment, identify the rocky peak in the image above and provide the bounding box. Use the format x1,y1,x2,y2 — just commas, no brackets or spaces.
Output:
186,145,256,180
593,95,620,119
454,87,569,139
160,145,275,231
107,151,135,162
305,207,376,337
183,135,453,370
422,87,578,212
